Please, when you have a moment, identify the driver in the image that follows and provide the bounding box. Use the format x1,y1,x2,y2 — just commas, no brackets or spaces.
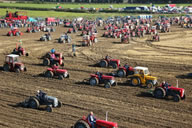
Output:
87,111,96,128
36,90,46,101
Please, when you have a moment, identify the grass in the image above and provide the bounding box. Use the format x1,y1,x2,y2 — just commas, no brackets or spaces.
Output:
0,3,168,9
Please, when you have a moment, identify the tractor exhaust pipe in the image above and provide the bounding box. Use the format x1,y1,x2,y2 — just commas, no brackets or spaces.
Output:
106,111,108,121
176,79,178,88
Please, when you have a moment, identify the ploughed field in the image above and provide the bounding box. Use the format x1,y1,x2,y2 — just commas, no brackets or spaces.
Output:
0,25,192,128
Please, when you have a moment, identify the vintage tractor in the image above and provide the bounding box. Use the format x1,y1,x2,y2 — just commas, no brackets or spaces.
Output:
43,27,55,32
152,34,160,42
73,114,118,128
40,34,51,41
7,28,22,36
89,74,117,88
117,65,134,77
58,35,71,43
129,66,158,88
26,27,40,33
150,82,185,102
67,28,73,33
99,58,120,69
43,52,64,66
19,94,62,112
3,54,27,73
44,66,69,80
121,35,130,43
11,45,29,56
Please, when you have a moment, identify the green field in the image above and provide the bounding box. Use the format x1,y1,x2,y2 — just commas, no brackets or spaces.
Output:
0,2,191,9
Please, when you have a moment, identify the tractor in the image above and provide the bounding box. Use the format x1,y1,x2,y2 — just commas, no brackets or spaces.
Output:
19,93,62,112
99,58,120,69
73,114,118,128
150,82,185,102
40,34,51,41
121,34,130,43
117,65,134,77
7,28,22,36
152,34,160,42
43,27,55,32
129,66,158,88
3,54,27,73
44,66,69,80
89,73,117,88
58,34,71,43
11,45,29,56
43,52,64,66
26,27,40,33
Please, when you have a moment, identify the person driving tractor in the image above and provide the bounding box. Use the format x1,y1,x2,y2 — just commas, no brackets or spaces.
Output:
87,111,96,128
36,90,47,101
96,71,102,80
162,81,170,92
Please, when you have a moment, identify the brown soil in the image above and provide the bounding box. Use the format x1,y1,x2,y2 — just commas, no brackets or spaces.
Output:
0,25,192,128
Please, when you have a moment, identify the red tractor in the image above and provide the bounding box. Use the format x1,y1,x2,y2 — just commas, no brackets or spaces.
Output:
117,65,134,77
5,11,28,21
67,28,73,33
7,28,23,36
74,115,118,128
3,54,27,73
152,34,160,42
44,66,69,80
89,74,117,88
11,45,29,56
153,83,185,102
43,52,64,66
121,35,130,43
99,58,120,69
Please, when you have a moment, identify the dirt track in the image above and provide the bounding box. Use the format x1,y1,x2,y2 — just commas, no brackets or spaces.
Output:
0,25,192,128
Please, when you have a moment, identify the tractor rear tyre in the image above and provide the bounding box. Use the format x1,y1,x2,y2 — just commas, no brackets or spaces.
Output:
29,97,39,109
100,60,108,68
3,64,10,72
45,105,52,112
104,82,111,88
89,77,99,86
154,87,166,99
74,120,90,128
117,69,126,77
45,71,54,78
131,77,141,86
173,94,181,102
43,58,50,66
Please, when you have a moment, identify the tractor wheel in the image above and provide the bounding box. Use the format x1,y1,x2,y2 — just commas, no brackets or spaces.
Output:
89,77,99,86
58,74,64,80
15,68,20,73
99,60,108,67
3,64,10,72
57,101,62,108
173,94,181,102
74,120,90,128
131,77,141,86
48,36,51,41
117,69,126,77
182,94,186,100
29,97,39,109
112,63,117,69
112,81,117,86
45,71,54,78
94,38,98,43
104,82,111,88
147,82,153,89
154,87,166,99
63,39,66,44
43,58,50,66
68,39,71,43
45,105,52,112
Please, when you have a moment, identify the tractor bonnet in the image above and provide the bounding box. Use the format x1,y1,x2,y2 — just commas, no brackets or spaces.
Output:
96,120,118,127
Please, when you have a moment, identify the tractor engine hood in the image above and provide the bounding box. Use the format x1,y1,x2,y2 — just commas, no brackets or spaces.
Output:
96,120,118,127
90,74,114,80
145,75,157,80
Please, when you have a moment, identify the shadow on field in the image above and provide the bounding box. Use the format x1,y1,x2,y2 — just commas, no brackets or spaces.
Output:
0,66,3,71
176,73,192,79
136,91,153,98
112,41,123,44
88,63,99,67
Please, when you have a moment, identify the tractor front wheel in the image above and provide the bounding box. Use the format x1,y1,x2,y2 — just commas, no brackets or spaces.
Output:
46,105,53,112
74,120,90,128
146,82,153,89
15,68,20,73
104,82,111,88
58,74,64,80
100,60,108,68
173,94,181,102
112,63,117,69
